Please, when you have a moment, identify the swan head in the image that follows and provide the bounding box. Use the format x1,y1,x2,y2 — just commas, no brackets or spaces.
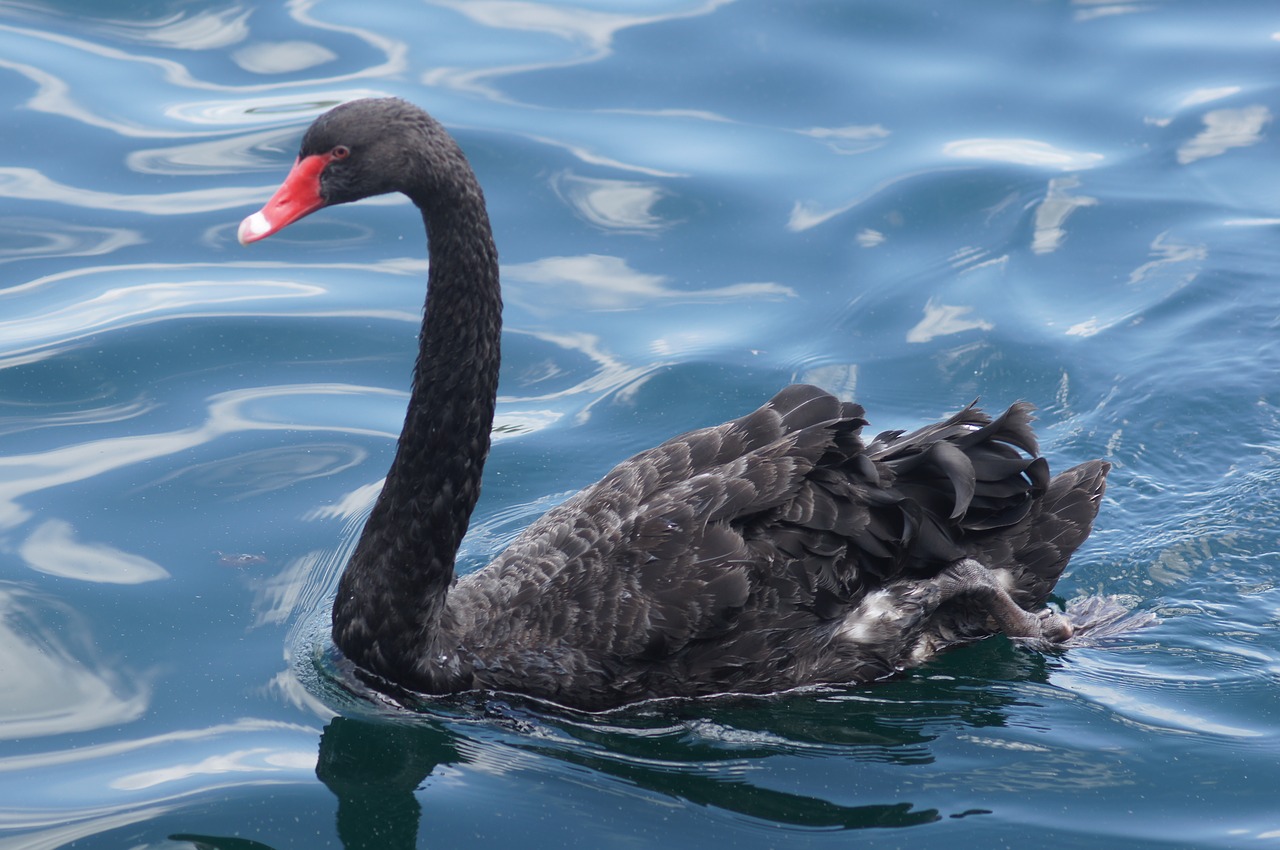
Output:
239,98,467,245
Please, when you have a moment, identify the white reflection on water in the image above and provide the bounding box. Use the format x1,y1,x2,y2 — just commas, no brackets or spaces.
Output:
161,87,388,125
506,253,793,312
1177,105,1272,165
0,719,319,843
905,298,993,344
91,6,252,51
1032,176,1098,255
0,20,225,105
0,167,273,214
551,172,671,232
508,126,686,178
303,480,383,525
0,262,400,369
0,383,395,530
1126,231,1205,287
0,218,142,265
1179,86,1242,108
1065,316,1108,338
113,746,317,791
0,0,405,103
0,54,176,140
1062,675,1267,739
143,443,368,502
434,0,727,46
125,127,306,175
799,124,891,156
0,718,317,776
798,363,858,401
1072,4,1152,24
788,197,861,233
253,550,334,630
0,586,149,740
0,804,176,850
19,519,170,584
942,138,1105,170
503,328,664,418
232,40,337,75
0,398,156,441
787,167,923,234
1064,229,1206,338
422,0,735,97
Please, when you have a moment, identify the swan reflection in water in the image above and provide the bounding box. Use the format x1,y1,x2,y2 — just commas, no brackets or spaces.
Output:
174,640,1074,849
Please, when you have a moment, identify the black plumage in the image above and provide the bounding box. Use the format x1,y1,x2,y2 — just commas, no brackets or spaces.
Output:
240,98,1147,711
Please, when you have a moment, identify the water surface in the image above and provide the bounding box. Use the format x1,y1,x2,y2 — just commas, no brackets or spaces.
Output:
1,1,1278,848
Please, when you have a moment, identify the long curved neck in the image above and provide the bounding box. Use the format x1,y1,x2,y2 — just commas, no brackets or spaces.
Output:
333,179,501,681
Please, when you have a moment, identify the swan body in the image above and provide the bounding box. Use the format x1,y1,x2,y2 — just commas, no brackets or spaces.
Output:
240,98,1138,710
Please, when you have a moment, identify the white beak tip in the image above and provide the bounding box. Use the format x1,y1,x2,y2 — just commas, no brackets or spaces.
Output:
238,211,272,245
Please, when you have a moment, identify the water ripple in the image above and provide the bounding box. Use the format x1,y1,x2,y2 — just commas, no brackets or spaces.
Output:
2,1,1278,847
0,584,150,739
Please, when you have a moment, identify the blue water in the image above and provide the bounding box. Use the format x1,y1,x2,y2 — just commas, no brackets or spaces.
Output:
2,1,1278,847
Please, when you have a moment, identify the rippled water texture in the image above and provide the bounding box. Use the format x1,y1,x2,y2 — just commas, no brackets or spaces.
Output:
1,2,1278,848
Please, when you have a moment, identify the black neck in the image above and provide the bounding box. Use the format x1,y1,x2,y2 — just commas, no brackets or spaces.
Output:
332,184,501,679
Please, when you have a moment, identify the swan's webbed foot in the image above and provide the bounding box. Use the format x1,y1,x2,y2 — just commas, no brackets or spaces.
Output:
936,559,1076,646
1051,594,1158,648
935,559,1156,650
1034,607,1075,643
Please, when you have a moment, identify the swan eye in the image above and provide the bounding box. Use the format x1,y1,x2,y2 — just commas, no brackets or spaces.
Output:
331,145,351,160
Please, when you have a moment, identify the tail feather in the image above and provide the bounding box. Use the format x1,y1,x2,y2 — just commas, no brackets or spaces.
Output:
866,403,1108,608
864,403,1056,572
1002,458,1109,607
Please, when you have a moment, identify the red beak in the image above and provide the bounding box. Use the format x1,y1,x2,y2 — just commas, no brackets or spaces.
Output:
238,152,333,244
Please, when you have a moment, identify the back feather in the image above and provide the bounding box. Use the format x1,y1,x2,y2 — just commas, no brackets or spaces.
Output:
443,385,1107,707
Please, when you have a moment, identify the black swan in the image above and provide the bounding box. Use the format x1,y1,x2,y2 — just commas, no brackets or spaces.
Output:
239,98,1145,711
